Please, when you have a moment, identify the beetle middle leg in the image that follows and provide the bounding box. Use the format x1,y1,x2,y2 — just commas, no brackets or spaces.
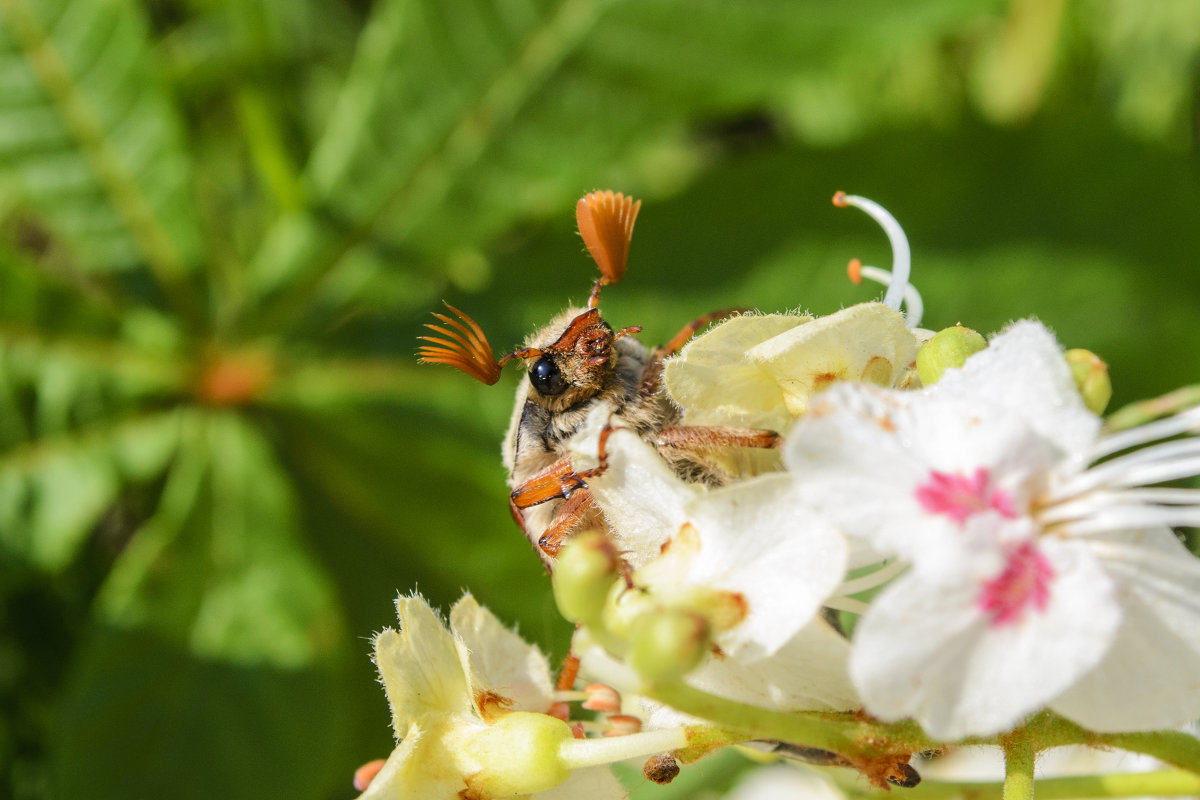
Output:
656,425,781,450
509,425,624,558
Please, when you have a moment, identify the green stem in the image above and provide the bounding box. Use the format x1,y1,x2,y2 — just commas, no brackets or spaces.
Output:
642,680,936,758
1104,385,1200,432
557,725,693,770
235,88,307,212
1002,735,1036,800
1098,730,1200,775
847,770,1200,800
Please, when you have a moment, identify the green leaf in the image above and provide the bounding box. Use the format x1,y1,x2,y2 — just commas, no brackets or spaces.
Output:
98,410,342,669
0,0,203,296
248,0,624,301
246,0,1013,326
0,410,181,569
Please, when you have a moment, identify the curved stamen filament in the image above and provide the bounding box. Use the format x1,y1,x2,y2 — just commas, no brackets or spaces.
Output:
1055,506,1200,536
1040,487,1200,525
834,192,912,313
823,595,871,615
1054,438,1200,497
1091,406,1200,461
834,559,907,596
848,259,924,327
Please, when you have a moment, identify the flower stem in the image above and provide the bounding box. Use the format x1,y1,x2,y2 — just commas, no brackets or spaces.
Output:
1002,735,1036,800
642,680,936,757
842,770,1200,800
1104,385,1200,432
1098,730,1200,775
557,726,691,770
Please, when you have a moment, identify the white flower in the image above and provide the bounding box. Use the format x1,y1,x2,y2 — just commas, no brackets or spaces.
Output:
357,593,624,800
784,320,1200,739
567,405,857,710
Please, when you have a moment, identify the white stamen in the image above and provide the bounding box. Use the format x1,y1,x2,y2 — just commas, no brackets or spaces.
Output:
853,264,924,327
1091,406,1200,460
834,192,912,313
1058,507,1200,536
1040,487,1200,525
1055,439,1200,497
823,596,871,615
834,559,907,596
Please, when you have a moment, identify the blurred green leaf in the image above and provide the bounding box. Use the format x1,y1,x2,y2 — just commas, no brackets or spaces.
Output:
0,410,179,569
99,411,341,668
0,0,203,301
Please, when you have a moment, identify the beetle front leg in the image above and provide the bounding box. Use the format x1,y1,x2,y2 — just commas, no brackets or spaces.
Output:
510,456,588,509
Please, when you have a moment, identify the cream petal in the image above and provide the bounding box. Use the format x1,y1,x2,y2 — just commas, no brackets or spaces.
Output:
354,725,426,800
375,595,473,735
749,303,917,417
664,313,810,430
450,594,555,715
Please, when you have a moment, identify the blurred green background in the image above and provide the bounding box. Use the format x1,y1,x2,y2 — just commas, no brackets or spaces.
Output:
0,0,1198,797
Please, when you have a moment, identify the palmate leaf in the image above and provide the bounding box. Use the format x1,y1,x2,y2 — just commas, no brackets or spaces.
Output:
0,0,202,294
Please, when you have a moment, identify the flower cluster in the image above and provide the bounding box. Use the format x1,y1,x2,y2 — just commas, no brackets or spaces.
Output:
355,194,1200,799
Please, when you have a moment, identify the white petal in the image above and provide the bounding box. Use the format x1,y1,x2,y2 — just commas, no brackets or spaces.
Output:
933,320,1100,457
850,538,1120,739
664,312,810,430
534,766,626,800
1050,528,1200,731
680,615,860,715
450,594,555,714
786,384,1058,563
682,474,848,656
375,595,473,734
567,405,699,566
725,764,844,800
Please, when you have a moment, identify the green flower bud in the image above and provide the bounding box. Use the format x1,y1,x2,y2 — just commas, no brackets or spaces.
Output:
627,609,710,686
460,711,573,797
601,582,657,642
552,531,619,625
916,324,987,386
1065,348,1112,414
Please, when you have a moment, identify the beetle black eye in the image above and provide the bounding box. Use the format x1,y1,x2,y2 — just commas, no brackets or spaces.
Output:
530,357,567,396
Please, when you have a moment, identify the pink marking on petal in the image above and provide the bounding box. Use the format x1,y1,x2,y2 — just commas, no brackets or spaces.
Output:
977,541,1055,627
915,467,1018,524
